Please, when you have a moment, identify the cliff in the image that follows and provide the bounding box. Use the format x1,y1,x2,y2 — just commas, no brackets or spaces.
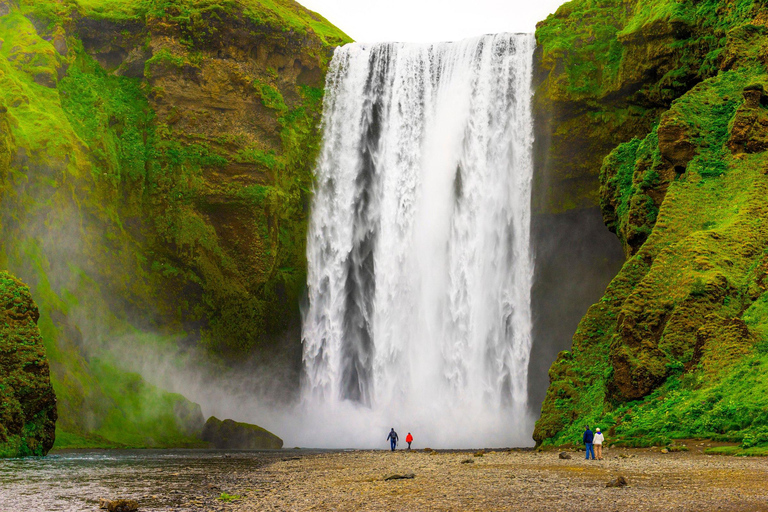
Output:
535,0,768,454
0,0,349,448
0,271,57,457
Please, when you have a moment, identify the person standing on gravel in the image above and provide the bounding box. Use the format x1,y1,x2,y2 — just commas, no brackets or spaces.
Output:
593,428,604,460
583,426,595,460
387,428,399,451
405,432,413,450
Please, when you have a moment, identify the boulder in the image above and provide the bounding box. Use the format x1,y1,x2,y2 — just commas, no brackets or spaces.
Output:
0,272,57,457
384,473,415,481
107,499,139,512
201,416,283,450
606,476,628,488
558,452,572,460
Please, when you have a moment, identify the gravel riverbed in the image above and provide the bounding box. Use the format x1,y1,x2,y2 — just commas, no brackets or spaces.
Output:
227,446,768,511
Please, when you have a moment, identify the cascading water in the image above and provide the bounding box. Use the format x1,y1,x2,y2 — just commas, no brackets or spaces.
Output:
300,33,536,448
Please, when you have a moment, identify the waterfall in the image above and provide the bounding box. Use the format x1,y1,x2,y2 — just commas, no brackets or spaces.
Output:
301,33,535,448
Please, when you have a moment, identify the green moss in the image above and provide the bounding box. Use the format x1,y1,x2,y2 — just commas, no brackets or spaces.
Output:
0,271,57,458
0,0,345,448
536,0,768,447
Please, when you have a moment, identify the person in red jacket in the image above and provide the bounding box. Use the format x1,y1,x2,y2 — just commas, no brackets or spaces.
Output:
405,432,413,450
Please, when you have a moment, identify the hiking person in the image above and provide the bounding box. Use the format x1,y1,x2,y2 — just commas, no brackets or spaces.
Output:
593,428,605,460
405,432,413,450
583,425,595,460
387,428,399,451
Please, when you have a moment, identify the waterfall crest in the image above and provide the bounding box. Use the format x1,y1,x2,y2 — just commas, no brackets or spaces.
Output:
301,34,536,448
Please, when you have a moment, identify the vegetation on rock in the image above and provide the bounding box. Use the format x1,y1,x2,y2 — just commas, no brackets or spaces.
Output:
0,0,349,449
201,415,283,449
535,0,768,453
0,271,57,457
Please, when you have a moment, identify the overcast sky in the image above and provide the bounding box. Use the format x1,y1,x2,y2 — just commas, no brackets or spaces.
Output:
296,0,569,43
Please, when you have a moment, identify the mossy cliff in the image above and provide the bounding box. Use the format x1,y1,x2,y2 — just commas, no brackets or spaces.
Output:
534,0,768,453
0,0,349,449
0,271,57,457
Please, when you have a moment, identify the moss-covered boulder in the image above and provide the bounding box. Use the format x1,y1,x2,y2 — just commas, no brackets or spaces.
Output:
0,271,57,457
201,416,282,449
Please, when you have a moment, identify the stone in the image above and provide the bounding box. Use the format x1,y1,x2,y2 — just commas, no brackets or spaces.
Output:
52,33,68,56
32,72,56,88
201,416,283,450
660,448,669,454
558,452,572,460
106,499,139,512
461,459,474,464
606,476,628,488
473,450,485,457
384,473,415,481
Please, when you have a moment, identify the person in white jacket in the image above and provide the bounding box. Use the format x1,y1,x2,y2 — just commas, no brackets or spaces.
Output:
593,428,605,460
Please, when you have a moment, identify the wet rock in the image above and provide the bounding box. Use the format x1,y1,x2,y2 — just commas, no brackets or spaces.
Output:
384,473,415,481
558,452,572,460
201,416,283,450
606,476,628,488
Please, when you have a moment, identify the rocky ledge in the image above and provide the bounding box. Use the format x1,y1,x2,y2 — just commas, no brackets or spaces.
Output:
0,271,57,457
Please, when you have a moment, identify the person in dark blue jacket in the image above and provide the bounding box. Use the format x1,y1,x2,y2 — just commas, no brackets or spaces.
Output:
583,426,595,460
387,428,399,451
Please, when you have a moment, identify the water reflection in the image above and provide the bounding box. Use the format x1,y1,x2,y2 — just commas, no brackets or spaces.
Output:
0,449,291,511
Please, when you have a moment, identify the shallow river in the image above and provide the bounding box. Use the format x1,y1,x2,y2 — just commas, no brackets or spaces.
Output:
0,449,299,511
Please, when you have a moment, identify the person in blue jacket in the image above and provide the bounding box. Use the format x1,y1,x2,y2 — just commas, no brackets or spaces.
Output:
583,425,595,460
386,428,399,451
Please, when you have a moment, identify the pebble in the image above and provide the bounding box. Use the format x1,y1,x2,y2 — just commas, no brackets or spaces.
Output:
228,448,768,511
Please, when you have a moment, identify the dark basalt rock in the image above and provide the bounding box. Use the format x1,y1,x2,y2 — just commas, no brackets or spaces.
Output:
0,271,57,457
201,416,283,450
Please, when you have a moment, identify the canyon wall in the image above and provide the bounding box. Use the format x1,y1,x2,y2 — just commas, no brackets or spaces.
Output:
0,0,349,448
534,0,768,452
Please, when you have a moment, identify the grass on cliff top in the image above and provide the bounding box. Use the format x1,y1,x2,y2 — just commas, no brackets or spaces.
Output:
537,0,757,100
22,0,351,46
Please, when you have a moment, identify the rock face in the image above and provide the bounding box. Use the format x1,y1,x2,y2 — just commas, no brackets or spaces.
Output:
202,416,283,449
0,271,57,457
0,1,347,448
535,0,768,448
